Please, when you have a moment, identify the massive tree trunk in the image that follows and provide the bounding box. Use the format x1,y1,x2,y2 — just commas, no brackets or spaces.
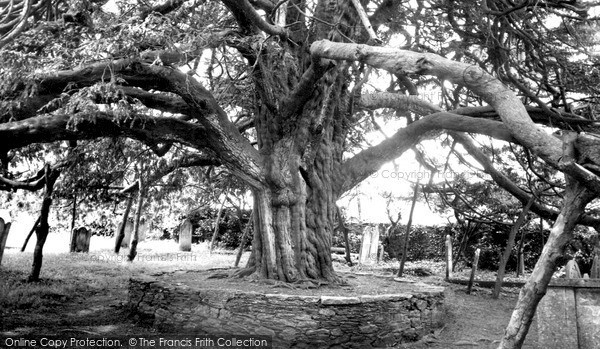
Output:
499,177,595,348
243,127,342,282
234,0,361,282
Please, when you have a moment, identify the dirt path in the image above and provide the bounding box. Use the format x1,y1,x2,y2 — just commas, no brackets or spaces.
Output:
399,277,538,349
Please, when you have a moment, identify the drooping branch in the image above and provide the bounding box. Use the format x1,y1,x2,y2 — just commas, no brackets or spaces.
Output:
311,40,600,194
338,112,516,193
360,92,600,129
2,58,265,187
120,154,221,194
0,112,213,151
119,87,195,118
127,63,263,185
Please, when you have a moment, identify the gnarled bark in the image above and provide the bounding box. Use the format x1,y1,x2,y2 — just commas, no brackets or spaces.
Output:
499,177,595,348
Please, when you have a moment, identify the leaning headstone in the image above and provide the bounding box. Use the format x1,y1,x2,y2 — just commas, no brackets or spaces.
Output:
0,218,12,266
445,235,453,280
590,255,600,279
71,227,91,253
537,285,578,349
358,225,379,265
179,219,192,252
565,259,582,279
138,217,148,242
120,219,134,248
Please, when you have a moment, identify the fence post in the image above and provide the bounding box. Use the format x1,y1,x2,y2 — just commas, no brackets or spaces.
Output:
445,234,453,280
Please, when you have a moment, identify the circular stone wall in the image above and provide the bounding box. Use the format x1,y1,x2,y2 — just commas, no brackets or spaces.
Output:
128,274,445,348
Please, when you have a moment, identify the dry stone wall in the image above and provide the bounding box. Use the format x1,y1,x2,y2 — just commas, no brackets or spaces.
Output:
129,276,445,348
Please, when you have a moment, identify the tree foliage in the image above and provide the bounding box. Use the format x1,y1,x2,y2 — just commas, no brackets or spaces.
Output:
1,1,600,346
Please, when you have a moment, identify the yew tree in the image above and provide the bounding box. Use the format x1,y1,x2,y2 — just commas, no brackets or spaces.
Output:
1,1,600,348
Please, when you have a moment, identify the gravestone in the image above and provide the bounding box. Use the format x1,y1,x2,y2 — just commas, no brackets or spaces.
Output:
537,279,600,349
71,227,91,253
358,225,379,265
565,259,582,279
0,218,12,265
120,219,134,248
179,219,192,252
591,255,599,279
138,217,148,242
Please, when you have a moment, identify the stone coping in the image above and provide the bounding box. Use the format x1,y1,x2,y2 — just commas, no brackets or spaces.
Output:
547,278,600,288
131,274,445,301
129,274,446,348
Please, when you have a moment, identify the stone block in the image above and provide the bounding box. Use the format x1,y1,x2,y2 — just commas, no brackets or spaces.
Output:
537,287,578,349
306,328,330,340
318,308,336,316
359,324,378,334
321,296,361,305
576,289,600,349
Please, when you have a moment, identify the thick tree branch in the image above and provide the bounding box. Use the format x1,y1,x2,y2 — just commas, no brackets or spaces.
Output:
120,87,194,117
311,40,600,194
0,161,68,192
451,132,600,226
2,59,264,187
360,92,600,129
358,92,443,115
127,63,263,185
281,57,333,118
121,154,221,194
221,0,288,38
338,113,516,193
0,112,213,151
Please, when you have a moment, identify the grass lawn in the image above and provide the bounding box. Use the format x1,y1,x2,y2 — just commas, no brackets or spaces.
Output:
1,234,538,348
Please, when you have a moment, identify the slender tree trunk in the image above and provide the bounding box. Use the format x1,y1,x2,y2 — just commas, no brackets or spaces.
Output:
114,195,133,254
539,217,545,249
0,220,11,266
70,193,77,232
493,197,534,298
467,248,481,294
28,165,59,282
235,210,253,267
209,195,227,252
516,197,537,277
21,216,40,252
398,179,420,277
128,178,144,262
336,206,353,266
499,178,595,348
69,194,78,253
